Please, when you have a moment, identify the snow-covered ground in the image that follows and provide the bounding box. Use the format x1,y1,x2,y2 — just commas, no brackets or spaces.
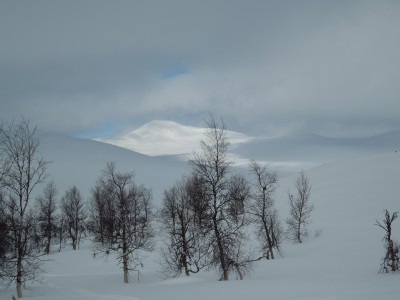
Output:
1,127,400,299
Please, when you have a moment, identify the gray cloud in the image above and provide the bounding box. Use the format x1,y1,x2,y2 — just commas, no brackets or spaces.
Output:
1,0,399,137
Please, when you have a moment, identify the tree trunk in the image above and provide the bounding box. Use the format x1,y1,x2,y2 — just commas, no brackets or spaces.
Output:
297,222,302,243
213,214,228,280
268,244,275,259
184,261,190,276
123,256,129,283
16,281,22,299
17,254,23,298
234,263,243,280
123,237,129,283
262,217,274,260
17,212,23,298
45,238,51,255
122,198,129,283
180,218,190,276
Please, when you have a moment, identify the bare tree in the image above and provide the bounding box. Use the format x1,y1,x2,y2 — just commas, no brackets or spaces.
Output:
220,174,252,280
35,181,58,255
90,162,154,283
0,202,42,296
0,192,11,274
87,184,115,247
159,176,209,278
286,170,313,243
0,129,11,277
0,119,49,298
61,186,86,251
248,160,282,259
375,210,399,273
189,115,251,280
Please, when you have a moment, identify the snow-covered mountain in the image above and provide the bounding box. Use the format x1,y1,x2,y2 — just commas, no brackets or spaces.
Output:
35,124,400,202
39,132,189,202
96,120,400,175
95,120,254,157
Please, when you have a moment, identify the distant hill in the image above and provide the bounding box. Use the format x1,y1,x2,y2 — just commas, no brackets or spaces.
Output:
95,120,400,175
234,130,400,172
95,120,253,156
39,132,189,203
36,124,400,202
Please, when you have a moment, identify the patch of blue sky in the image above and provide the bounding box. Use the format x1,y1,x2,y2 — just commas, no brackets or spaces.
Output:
161,63,189,79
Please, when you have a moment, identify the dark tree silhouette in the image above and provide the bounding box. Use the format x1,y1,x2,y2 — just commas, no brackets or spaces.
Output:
159,176,209,278
375,210,399,273
248,160,282,259
189,115,251,280
90,162,154,283
35,181,58,255
0,119,49,298
286,170,313,243
61,186,86,251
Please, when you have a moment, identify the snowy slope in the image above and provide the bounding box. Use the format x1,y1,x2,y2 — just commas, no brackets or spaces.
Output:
1,144,399,299
39,132,189,202
235,130,400,170
96,120,254,157
96,120,400,176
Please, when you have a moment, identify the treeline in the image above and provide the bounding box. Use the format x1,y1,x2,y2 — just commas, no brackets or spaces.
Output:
0,117,316,298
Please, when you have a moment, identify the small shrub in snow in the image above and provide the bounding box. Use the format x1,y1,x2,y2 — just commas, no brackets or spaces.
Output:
314,228,323,238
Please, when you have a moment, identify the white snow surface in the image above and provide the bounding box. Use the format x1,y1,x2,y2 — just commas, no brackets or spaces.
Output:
96,120,400,174
1,129,400,299
96,120,254,157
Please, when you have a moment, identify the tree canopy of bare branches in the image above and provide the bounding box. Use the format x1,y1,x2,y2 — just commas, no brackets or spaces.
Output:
159,175,209,278
35,181,58,255
0,119,49,298
248,160,282,259
375,210,399,273
189,115,251,280
286,170,313,243
61,186,86,251
89,162,154,283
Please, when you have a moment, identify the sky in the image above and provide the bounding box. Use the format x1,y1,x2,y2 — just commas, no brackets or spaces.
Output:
1,0,400,138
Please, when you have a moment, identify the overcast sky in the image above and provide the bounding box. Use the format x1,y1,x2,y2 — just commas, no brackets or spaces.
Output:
1,0,400,138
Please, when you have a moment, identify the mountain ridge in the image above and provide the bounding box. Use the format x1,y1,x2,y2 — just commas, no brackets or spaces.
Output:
95,120,253,156
93,120,400,174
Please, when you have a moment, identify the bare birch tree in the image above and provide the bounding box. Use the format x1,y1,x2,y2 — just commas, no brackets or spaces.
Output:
189,115,251,280
375,210,399,273
159,176,209,278
0,119,49,298
0,192,11,277
286,170,313,243
61,186,86,251
35,181,58,255
248,160,282,259
90,162,154,283
87,184,115,247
